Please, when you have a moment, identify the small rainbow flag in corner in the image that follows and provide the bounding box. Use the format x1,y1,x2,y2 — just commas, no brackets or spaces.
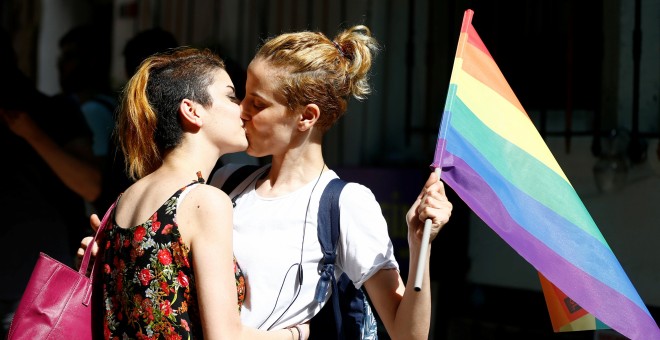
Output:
432,9,660,339
538,272,609,332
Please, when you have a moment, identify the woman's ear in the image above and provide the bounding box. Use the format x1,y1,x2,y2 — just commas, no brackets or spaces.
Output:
298,103,320,131
179,99,203,128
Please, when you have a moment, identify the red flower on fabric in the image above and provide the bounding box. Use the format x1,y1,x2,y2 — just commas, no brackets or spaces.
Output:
160,300,173,317
142,299,155,321
172,243,189,268
158,249,172,265
237,275,246,310
151,220,161,232
104,264,111,274
130,248,138,262
104,323,111,339
117,273,123,291
138,268,151,286
181,319,190,331
141,297,152,310
160,281,169,293
134,226,147,241
134,293,143,304
161,224,173,235
177,271,189,287
130,247,144,262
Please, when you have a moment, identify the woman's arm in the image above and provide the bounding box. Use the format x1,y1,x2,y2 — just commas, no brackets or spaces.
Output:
182,186,308,340
364,171,452,340
0,109,102,201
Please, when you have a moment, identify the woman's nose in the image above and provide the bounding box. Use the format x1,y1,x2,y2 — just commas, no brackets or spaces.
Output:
239,103,250,120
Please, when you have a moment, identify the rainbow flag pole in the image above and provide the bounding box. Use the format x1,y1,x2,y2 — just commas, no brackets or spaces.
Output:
413,167,441,291
430,9,660,339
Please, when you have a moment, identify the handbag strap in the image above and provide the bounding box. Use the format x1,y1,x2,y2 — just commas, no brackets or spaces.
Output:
78,200,117,278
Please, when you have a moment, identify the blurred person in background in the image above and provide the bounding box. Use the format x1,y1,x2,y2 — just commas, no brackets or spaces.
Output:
0,27,94,337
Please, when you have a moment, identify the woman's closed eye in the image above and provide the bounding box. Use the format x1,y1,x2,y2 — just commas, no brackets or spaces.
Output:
252,100,266,110
228,94,240,104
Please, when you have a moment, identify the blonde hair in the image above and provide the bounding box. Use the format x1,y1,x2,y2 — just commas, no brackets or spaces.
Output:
117,47,225,180
255,25,379,131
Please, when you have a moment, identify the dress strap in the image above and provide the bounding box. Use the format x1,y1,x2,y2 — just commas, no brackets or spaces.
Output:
176,171,206,212
177,183,200,212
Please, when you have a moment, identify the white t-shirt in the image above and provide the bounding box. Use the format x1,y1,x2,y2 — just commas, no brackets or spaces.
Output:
210,164,399,330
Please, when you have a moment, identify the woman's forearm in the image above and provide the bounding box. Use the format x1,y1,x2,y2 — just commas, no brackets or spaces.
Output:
394,242,432,340
24,130,102,201
365,249,432,340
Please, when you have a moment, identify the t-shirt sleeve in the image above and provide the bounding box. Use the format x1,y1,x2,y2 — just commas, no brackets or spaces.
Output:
337,182,399,289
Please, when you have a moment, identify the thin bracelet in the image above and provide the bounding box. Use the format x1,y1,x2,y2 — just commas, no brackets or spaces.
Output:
287,327,295,340
294,325,305,340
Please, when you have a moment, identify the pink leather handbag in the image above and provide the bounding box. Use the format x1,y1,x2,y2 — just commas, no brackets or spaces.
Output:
7,202,116,339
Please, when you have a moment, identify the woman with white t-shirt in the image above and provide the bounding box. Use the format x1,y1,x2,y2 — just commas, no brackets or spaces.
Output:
210,25,453,339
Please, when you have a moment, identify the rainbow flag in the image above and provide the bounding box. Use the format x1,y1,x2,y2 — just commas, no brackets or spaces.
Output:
432,9,660,339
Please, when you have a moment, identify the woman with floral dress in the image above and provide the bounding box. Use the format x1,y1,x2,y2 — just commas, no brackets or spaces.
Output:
96,47,308,340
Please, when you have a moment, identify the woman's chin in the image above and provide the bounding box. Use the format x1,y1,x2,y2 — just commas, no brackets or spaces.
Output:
245,147,267,158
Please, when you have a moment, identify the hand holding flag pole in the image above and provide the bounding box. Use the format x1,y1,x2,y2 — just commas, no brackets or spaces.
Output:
414,167,442,291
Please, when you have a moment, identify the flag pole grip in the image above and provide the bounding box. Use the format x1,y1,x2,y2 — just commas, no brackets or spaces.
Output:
413,219,432,291
414,167,441,291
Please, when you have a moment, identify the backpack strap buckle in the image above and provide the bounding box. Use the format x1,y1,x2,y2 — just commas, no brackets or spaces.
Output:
315,263,335,303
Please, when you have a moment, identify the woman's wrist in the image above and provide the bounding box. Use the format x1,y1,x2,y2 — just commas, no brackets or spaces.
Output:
294,324,305,340
287,326,300,340
408,229,424,250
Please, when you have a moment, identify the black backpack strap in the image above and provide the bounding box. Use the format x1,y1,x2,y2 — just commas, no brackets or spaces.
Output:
315,178,348,340
219,164,261,206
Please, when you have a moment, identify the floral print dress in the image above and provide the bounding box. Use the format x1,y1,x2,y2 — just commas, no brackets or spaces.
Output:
99,180,246,339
